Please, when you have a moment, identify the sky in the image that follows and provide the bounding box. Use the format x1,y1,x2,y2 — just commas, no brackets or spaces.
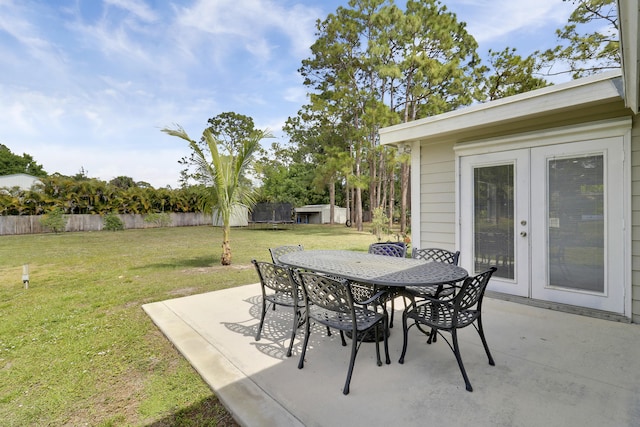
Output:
0,0,582,188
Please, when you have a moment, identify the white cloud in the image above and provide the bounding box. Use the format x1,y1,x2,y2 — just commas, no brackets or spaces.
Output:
447,0,575,44
104,0,158,23
0,0,590,188
173,0,321,63
283,86,308,104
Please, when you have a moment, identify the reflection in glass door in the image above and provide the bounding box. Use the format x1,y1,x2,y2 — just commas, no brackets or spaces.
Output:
547,155,604,293
474,165,514,280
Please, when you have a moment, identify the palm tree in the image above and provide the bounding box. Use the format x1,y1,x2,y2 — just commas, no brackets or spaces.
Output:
162,125,270,265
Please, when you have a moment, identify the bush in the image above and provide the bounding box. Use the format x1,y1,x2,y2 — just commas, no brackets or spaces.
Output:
144,212,171,227
370,206,390,241
103,213,125,231
39,208,67,233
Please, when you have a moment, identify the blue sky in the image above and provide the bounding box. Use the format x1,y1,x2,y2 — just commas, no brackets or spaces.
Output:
0,0,580,188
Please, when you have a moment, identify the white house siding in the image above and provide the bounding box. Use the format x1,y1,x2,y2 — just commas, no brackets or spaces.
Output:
419,141,456,251
632,116,640,323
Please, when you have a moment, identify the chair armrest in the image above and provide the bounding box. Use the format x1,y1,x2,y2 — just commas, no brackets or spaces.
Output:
409,293,455,312
357,289,390,306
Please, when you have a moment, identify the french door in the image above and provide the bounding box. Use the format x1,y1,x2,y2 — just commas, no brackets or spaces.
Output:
460,138,625,314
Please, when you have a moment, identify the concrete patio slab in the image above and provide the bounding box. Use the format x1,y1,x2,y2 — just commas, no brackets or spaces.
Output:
143,283,640,427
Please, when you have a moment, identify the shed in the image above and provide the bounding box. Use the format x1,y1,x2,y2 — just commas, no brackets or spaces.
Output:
295,204,347,225
378,1,640,324
212,205,249,227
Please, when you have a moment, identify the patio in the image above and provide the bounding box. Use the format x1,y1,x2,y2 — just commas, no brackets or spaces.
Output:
143,282,640,427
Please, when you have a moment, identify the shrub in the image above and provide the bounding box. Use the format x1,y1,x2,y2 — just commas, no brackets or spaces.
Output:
370,206,390,241
103,213,125,231
144,212,171,227
39,208,67,233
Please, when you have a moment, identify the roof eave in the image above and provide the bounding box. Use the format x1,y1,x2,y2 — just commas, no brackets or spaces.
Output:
380,71,624,145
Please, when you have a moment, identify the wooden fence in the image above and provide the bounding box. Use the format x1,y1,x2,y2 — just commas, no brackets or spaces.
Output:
0,213,212,236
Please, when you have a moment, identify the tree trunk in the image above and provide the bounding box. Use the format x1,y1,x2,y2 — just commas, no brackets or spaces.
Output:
356,186,363,231
329,179,335,225
221,223,232,265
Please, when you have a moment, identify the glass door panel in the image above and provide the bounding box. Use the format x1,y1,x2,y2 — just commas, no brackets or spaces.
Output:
547,155,604,293
474,165,515,279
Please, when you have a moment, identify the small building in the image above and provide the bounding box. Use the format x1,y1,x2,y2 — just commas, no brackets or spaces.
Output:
212,205,249,227
295,204,347,224
378,1,640,323
0,173,42,191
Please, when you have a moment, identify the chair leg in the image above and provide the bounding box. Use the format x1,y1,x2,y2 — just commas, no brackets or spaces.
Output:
374,323,382,367
476,316,495,366
298,317,311,369
398,311,410,364
255,298,267,341
389,298,395,328
382,317,391,365
339,330,347,346
427,327,437,344
286,308,300,357
451,329,473,392
343,328,359,395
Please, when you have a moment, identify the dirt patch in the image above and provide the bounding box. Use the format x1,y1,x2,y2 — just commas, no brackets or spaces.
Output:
181,264,253,275
166,287,200,297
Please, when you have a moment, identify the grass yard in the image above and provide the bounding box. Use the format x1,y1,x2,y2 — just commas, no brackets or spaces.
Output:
0,224,380,426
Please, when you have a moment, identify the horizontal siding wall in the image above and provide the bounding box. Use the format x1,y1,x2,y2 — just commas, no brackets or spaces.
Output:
419,141,456,251
632,115,640,323
0,212,211,235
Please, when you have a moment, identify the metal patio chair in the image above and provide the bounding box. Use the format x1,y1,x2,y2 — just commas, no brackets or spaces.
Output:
409,248,461,301
269,244,304,265
297,271,390,395
399,267,497,392
252,260,304,357
365,242,407,328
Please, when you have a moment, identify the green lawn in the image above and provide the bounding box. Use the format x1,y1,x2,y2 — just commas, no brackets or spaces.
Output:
0,224,379,426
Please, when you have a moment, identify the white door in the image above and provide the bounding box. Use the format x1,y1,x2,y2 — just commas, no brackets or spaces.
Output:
460,138,625,313
529,138,625,313
460,149,530,297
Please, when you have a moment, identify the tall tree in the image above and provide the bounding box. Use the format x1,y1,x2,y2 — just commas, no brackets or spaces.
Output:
295,0,483,232
162,114,271,265
0,144,47,177
385,0,483,232
540,0,619,78
483,47,550,101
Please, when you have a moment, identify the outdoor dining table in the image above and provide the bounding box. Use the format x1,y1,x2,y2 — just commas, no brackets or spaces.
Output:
278,249,468,288
278,249,469,342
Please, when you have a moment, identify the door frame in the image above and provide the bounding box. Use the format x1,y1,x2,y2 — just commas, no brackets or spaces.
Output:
454,118,632,316
529,138,625,313
459,149,530,297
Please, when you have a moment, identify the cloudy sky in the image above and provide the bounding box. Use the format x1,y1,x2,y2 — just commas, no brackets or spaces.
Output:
1,0,580,188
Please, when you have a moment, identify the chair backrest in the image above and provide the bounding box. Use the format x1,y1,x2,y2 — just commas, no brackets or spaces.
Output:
297,271,353,315
252,260,297,295
412,247,460,265
455,267,497,311
269,245,303,265
369,242,406,258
